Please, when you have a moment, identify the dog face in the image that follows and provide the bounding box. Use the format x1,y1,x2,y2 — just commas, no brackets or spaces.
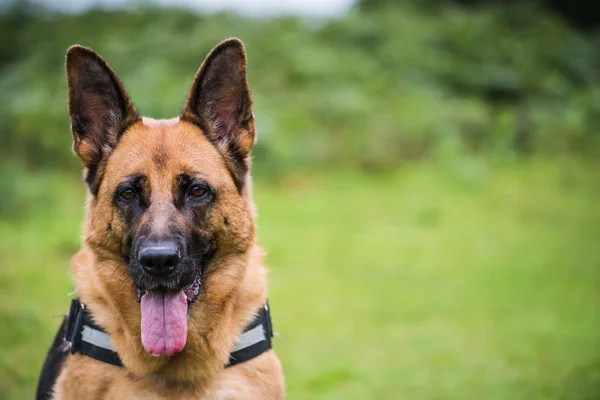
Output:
66,39,256,356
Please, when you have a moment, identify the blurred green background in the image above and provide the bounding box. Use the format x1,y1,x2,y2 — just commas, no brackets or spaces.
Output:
0,0,599,398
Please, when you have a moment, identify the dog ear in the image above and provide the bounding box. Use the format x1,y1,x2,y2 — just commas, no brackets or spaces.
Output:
66,45,139,194
181,38,255,191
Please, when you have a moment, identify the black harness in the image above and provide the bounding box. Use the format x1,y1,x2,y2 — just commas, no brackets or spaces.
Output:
37,297,274,399
64,297,274,368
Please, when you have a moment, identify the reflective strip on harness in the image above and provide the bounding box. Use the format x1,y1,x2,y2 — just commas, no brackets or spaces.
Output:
81,325,116,352
232,324,266,352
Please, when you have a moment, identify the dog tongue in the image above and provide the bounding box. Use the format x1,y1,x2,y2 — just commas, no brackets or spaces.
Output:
140,290,188,356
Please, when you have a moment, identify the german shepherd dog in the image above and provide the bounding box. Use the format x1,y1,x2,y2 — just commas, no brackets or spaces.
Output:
35,38,284,399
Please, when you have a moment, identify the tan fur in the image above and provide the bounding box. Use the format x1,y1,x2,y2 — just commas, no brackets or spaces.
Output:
53,48,284,398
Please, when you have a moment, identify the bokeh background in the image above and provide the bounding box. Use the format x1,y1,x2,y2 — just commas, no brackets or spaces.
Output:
0,0,599,398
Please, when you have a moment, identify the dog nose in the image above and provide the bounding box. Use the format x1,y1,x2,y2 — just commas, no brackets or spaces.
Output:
138,241,180,277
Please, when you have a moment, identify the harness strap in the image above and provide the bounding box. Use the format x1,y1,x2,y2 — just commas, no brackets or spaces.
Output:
66,298,123,366
227,302,273,367
65,298,273,368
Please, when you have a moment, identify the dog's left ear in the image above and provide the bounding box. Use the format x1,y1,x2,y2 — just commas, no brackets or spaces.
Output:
181,38,255,190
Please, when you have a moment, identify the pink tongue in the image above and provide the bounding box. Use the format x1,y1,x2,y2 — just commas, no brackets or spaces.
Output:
140,290,188,356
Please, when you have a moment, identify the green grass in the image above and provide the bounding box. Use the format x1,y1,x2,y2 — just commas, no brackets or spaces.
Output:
1,158,599,399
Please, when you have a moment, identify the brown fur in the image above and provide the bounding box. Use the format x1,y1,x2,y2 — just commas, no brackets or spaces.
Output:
51,39,284,399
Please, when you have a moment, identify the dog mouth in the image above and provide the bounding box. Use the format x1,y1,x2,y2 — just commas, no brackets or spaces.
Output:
135,268,202,304
135,269,202,357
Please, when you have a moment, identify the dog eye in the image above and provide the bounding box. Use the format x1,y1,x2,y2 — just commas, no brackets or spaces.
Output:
120,188,136,200
189,184,208,198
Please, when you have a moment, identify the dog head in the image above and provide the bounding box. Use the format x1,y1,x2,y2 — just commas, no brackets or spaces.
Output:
66,39,256,356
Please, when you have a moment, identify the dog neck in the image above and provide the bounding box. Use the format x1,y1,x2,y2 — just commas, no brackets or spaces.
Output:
70,241,268,387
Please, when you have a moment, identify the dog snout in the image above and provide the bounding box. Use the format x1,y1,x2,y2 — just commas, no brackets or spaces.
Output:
137,240,181,277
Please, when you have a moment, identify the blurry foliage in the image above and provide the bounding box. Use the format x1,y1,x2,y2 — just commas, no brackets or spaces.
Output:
0,0,598,178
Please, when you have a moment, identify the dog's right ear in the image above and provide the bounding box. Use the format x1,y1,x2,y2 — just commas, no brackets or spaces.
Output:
66,45,139,194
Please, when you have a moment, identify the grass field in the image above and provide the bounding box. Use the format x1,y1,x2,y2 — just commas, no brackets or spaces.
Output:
0,158,598,399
